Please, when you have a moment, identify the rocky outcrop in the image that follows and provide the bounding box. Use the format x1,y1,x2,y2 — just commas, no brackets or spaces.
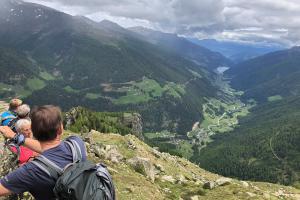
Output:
127,157,155,183
119,113,143,140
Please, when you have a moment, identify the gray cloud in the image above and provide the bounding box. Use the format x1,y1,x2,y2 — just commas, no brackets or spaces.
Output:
24,0,300,46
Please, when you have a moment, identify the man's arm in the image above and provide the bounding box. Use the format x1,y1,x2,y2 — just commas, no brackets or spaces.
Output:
0,184,12,196
0,126,42,153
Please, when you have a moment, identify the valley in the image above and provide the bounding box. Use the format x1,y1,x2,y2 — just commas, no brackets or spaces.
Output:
144,70,253,159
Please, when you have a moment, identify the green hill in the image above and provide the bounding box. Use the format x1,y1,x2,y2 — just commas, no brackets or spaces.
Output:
199,47,300,186
0,0,222,135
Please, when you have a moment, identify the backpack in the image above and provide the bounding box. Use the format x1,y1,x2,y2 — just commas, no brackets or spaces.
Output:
0,111,16,126
31,138,116,200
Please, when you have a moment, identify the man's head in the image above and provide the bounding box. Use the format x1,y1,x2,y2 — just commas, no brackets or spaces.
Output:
15,119,32,138
16,104,30,118
9,99,22,112
30,105,63,142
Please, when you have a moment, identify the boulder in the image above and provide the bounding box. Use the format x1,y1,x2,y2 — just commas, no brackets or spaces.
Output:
240,181,249,188
203,181,215,190
127,157,155,182
216,177,232,186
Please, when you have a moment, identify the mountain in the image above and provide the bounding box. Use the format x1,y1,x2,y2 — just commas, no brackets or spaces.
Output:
199,47,300,186
227,47,300,102
0,0,220,135
189,39,283,63
129,27,232,71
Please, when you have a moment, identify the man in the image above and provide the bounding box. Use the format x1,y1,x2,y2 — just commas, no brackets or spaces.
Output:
0,105,87,200
0,99,22,126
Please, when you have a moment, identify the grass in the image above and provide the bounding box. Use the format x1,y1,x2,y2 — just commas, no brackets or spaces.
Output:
268,95,283,102
64,86,80,94
0,83,32,98
39,71,56,81
26,78,46,91
85,93,102,99
113,77,186,105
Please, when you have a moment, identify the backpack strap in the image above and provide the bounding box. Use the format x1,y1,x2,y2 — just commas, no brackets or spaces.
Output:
65,138,82,162
31,155,63,180
31,138,83,179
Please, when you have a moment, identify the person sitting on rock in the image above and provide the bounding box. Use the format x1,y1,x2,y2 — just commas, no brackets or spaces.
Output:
10,119,38,166
0,99,22,126
0,105,87,199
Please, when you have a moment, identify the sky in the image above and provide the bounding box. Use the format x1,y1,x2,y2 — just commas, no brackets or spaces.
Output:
23,0,300,47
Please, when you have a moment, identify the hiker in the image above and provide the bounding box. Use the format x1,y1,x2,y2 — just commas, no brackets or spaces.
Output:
8,104,31,133
0,105,87,199
10,119,38,165
16,104,30,120
0,99,22,126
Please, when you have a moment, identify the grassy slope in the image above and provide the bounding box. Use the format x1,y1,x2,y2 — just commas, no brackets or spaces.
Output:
78,130,300,200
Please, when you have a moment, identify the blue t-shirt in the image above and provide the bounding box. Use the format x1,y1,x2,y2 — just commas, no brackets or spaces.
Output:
0,136,87,200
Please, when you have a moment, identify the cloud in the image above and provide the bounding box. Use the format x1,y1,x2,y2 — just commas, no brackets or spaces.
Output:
23,0,300,46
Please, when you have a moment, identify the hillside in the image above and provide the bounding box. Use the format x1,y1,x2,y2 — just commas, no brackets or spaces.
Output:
0,0,222,135
226,47,300,102
69,130,300,200
198,47,300,186
129,27,232,71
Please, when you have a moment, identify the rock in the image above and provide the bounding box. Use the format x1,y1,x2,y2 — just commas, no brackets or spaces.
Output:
163,188,171,193
127,140,136,150
240,181,249,188
215,177,232,186
246,192,256,197
105,147,124,163
190,195,199,200
203,181,215,190
120,113,144,140
176,174,188,185
127,157,155,182
152,149,161,158
154,163,165,173
161,175,176,184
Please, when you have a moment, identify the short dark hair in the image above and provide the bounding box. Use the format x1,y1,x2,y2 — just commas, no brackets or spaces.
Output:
31,105,62,142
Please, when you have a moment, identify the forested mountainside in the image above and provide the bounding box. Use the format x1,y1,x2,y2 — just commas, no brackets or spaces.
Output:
200,47,300,186
0,0,225,135
129,27,232,71
226,47,300,102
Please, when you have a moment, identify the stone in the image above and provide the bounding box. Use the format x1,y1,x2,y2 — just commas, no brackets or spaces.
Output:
127,140,136,150
246,192,257,197
216,177,232,186
161,175,176,184
203,181,215,190
190,195,199,200
163,188,171,193
105,147,124,163
154,163,165,173
176,174,188,184
127,157,155,182
152,149,161,158
240,181,249,188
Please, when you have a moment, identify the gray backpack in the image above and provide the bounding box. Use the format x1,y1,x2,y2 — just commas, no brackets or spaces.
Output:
31,139,115,200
